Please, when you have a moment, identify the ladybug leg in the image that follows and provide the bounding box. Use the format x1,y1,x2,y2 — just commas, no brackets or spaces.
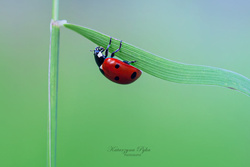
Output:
105,37,112,57
100,47,105,52
111,40,122,58
123,60,137,64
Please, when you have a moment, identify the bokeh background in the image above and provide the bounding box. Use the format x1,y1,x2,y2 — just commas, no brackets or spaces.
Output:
0,0,250,167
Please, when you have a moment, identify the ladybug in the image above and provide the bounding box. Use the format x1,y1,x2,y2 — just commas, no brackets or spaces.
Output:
93,37,142,84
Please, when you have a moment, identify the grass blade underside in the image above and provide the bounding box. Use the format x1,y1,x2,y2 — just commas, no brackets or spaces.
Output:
64,23,250,96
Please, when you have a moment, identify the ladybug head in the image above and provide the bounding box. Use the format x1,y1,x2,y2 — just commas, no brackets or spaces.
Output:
93,46,105,67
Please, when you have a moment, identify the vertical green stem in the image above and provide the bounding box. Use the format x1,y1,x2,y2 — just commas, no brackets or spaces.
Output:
52,0,59,20
49,0,59,167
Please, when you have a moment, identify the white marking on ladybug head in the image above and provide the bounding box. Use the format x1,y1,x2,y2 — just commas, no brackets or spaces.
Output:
97,52,103,58
99,65,103,70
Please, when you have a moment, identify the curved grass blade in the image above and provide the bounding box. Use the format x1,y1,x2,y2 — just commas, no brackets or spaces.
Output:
64,23,250,96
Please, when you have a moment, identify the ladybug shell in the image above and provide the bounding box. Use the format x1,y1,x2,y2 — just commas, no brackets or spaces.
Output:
101,58,142,84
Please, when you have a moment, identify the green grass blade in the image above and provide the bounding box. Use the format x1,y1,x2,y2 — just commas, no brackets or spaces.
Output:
64,23,250,96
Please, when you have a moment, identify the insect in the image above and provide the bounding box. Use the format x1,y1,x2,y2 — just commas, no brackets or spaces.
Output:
93,37,142,84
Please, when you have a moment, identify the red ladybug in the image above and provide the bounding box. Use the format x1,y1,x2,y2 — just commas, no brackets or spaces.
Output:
93,37,142,84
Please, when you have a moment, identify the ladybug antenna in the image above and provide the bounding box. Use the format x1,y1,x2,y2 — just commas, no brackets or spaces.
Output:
90,50,94,52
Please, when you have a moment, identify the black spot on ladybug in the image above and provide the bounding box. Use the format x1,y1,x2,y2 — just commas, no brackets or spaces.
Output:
114,76,119,80
131,72,137,79
115,64,120,69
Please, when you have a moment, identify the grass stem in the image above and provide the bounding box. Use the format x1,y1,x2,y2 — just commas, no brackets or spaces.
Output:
48,0,60,167
52,0,59,21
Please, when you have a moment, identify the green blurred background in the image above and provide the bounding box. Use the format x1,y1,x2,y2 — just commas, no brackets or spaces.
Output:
0,0,250,167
